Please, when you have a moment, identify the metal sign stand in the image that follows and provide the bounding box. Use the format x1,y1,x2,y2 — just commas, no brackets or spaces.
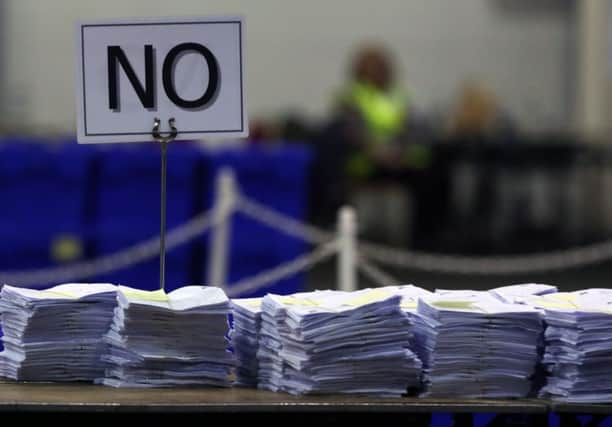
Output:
152,117,177,291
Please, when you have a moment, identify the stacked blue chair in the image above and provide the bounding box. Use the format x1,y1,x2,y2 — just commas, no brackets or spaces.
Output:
202,144,312,297
92,143,203,291
0,138,94,285
0,139,313,299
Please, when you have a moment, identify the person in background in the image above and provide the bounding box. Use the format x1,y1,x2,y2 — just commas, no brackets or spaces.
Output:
311,43,432,246
335,43,411,178
448,80,516,140
249,117,278,144
445,81,517,254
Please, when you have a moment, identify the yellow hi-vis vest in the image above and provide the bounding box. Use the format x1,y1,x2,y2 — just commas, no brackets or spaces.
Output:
345,83,408,177
350,82,407,143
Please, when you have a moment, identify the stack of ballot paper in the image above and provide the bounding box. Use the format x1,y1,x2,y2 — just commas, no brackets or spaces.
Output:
257,288,422,397
0,283,117,382
413,293,543,398
98,285,235,388
537,290,612,402
230,298,263,387
381,285,433,357
488,283,560,395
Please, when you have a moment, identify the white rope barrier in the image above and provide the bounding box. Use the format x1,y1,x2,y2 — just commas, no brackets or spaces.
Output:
7,172,612,291
236,196,612,275
357,256,400,286
358,240,612,275
0,208,218,287
236,195,333,244
224,240,339,297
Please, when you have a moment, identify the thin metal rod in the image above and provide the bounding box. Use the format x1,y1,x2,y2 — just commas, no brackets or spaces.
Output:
160,141,168,291
152,116,176,292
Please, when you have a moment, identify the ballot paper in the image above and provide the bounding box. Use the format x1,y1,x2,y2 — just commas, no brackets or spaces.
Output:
257,288,422,397
536,290,612,402
490,283,558,303
413,293,543,398
230,297,263,387
381,285,432,332
0,283,117,382
435,289,490,297
385,285,432,311
97,285,235,388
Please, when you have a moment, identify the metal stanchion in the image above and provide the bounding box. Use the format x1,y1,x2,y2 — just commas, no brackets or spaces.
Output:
207,169,236,287
337,206,357,292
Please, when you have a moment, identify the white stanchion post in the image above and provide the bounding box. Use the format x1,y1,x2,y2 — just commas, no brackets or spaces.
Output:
207,168,236,287
337,206,358,292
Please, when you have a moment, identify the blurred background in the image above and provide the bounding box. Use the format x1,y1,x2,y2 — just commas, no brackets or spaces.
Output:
0,0,612,295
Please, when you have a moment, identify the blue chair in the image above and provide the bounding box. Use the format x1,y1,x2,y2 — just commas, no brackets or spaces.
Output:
0,140,94,286
92,142,204,290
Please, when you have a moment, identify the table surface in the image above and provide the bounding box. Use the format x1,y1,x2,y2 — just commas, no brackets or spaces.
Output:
0,383,550,413
1,383,611,415
551,402,612,415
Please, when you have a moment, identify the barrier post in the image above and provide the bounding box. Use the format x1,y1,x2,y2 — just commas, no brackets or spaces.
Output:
207,168,236,287
337,206,358,292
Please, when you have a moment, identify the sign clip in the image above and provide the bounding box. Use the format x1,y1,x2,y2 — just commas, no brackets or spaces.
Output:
152,117,177,143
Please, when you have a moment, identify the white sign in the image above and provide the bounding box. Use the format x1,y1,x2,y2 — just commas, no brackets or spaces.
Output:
75,17,247,143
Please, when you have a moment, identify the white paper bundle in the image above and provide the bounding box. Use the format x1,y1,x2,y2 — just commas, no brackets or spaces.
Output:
98,285,235,388
0,283,117,382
